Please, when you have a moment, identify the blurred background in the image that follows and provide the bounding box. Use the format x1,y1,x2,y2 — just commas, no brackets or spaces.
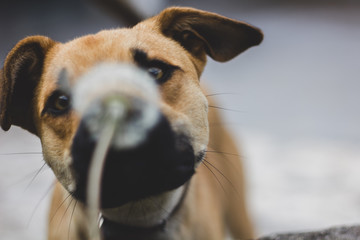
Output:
0,0,359,239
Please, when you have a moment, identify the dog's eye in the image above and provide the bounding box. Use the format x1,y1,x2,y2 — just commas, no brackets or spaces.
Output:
54,95,70,111
147,65,177,84
43,91,71,116
148,67,164,81
133,49,179,84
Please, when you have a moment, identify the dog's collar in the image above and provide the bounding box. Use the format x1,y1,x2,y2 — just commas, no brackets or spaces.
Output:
101,182,190,239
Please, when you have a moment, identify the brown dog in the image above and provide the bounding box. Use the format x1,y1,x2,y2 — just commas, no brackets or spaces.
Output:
0,7,262,240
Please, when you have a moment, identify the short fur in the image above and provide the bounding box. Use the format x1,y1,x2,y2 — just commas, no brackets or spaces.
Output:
0,7,263,240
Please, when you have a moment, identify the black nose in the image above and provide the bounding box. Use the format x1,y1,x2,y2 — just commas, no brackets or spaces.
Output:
71,113,195,208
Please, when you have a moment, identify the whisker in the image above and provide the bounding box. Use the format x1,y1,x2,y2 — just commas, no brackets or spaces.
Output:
27,182,55,228
24,162,48,192
208,105,244,113
149,196,170,215
50,193,72,223
203,159,240,197
6,166,49,188
209,122,242,127
206,92,239,97
57,198,75,233
207,145,242,173
148,197,183,226
68,200,78,240
202,161,227,195
206,150,240,157
0,152,42,156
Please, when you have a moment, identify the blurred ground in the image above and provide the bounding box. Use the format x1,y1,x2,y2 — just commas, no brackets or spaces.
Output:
0,0,359,239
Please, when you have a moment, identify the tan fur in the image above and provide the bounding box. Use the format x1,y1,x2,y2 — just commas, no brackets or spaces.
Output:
0,7,262,240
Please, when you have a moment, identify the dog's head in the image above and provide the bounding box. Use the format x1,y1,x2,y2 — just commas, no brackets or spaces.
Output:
1,6,262,233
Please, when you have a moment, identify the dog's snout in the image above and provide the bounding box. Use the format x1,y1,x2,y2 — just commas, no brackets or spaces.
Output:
69,63,195,208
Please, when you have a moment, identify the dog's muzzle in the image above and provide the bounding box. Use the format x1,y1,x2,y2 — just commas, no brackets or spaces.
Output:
69,63,195,208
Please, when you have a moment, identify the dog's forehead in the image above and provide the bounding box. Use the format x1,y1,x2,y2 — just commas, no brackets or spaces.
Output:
46,26,192,83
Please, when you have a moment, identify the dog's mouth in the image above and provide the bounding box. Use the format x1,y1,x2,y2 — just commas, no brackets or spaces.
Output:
70,113,196,208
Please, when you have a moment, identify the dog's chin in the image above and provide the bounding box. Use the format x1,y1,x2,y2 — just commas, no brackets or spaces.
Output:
95,186,185,239
101,186,184,225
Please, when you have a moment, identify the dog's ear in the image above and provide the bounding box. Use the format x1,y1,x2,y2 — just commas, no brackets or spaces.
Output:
0,36,56,134
156,7,263,62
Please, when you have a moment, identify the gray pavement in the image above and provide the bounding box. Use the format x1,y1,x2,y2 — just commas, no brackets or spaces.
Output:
1,1,360,239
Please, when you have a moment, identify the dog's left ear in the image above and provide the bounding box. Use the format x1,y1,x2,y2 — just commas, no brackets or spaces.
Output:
0,36,56,134
156,7,263,63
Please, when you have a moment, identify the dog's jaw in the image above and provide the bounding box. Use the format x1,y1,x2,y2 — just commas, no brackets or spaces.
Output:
101,185,185,227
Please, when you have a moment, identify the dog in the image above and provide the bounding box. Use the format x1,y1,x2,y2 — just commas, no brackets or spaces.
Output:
0,7,262,240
